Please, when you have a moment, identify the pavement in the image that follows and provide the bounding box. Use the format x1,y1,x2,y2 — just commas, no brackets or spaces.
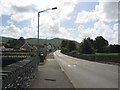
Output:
29,52,74,88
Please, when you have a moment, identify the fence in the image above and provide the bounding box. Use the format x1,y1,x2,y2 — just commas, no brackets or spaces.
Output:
0,57,38,89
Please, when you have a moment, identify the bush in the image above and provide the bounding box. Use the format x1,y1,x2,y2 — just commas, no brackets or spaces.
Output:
61,48,68,54
79,39,95,54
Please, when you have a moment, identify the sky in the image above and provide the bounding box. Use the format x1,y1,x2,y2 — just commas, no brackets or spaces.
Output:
0,0,119,44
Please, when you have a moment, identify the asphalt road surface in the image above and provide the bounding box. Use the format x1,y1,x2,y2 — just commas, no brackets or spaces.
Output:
54,50,118,88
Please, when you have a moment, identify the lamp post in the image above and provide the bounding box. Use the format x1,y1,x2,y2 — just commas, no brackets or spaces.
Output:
37,7,57,57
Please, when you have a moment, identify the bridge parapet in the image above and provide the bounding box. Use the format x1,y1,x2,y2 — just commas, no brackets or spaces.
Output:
0,57,38,89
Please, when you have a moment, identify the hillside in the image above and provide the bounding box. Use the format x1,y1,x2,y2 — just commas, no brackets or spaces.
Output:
25,38,63,47
0,36,15,44
1,36,79,48
1,37,64,47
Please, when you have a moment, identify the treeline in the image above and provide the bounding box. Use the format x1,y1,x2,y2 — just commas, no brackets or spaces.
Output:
61,36,120,54
3,37,25,49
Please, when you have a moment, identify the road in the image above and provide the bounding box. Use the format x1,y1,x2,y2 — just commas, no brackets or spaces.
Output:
54,50,118,88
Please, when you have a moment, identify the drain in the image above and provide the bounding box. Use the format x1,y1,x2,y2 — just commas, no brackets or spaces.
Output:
44,78,56,81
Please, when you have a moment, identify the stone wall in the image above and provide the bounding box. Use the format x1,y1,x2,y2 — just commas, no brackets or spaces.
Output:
0,57,38,89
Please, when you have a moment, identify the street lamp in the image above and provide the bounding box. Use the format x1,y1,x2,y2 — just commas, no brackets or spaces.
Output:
37,7,57,57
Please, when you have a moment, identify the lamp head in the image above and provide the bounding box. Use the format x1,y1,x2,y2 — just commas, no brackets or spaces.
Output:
52,7,57,10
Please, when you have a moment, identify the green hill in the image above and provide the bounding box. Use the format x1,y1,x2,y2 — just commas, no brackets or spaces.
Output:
1,36,79,48
0,36,15,44
25,38,63,47
1,36,64,47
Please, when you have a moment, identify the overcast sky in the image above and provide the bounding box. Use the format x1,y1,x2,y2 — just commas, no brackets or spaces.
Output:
0,0,119,44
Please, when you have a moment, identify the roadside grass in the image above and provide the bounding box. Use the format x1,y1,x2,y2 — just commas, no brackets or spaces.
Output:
36,53,47,65
39,60,46,65
39,55,47,65
95,53,120,56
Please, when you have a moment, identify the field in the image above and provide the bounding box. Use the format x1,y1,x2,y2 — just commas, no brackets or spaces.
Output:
96,53,120,56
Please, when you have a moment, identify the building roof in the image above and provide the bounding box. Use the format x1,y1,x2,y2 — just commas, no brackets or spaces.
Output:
20,42,33,51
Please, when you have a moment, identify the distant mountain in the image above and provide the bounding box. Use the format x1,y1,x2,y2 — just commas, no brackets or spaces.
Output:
1,36,64,47
26,38,80,48
1,36,79,47
25,38,64,47
0,36,15,44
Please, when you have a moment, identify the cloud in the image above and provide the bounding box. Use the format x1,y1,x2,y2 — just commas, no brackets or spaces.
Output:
0,19,71,40
75,1,118,44
0,24,37,39
77,25,86,32
0,0,78,39
7,21,13,25
77,20,118,44
93,21,118,43
78,27,97,42
113,23,118,30
57,27,71,39
94,1,119,22
0,0,119,45
76,11,97,24
0,0,12,15
11,12,34,22
76,1,119,24
0,0,78,21
21,26,37,38
0,25,21,38
12,4,36,13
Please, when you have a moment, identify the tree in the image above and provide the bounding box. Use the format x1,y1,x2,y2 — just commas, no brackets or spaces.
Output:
61,40,77,53
61,40,68,53
5,37,25,49
67,41,76,52
86,37,94,46
19,37,25,41
109,44,120,53
5,39,17,48
79,38,95,54
94,36,108,52
61,40,68,48
101,44,120,53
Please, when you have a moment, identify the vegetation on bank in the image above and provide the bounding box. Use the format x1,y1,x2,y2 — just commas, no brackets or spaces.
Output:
95,53,120,56
61,36,120,55
61,36,120,64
